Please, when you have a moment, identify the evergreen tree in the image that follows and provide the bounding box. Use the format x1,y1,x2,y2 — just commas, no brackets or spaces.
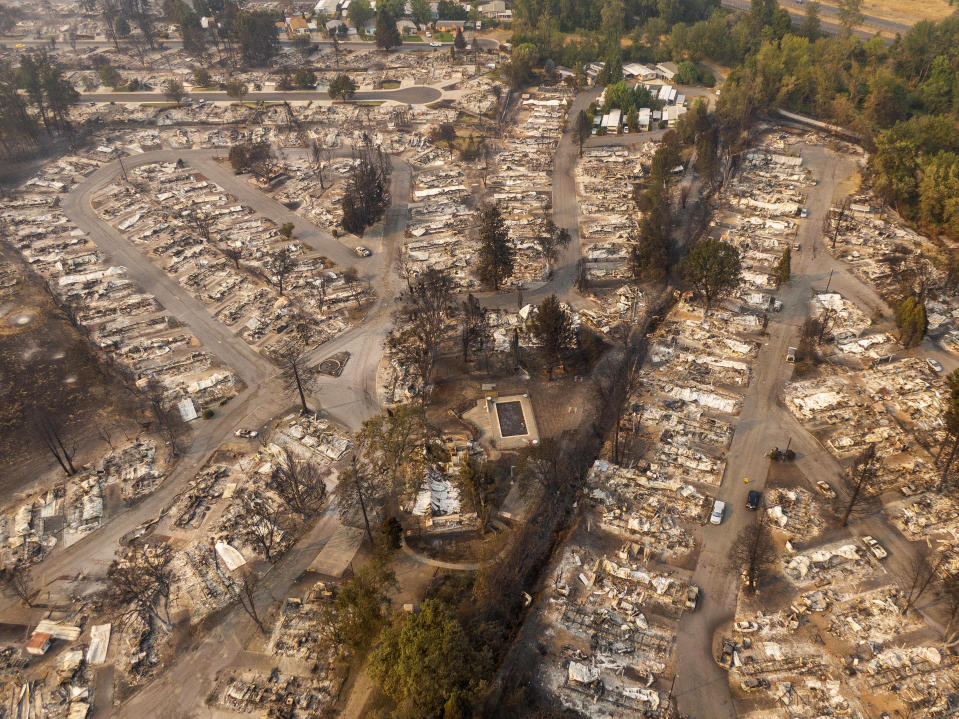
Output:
528,294,575,379
774,245,791,284
475,203,514,290
895,294,928,348
680,238,742,312
375,9,402,51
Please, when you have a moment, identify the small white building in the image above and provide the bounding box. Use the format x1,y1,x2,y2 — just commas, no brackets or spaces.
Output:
638,107,651,130
601,108,622,132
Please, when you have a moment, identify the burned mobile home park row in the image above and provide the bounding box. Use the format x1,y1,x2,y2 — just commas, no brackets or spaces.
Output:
525,130,815,716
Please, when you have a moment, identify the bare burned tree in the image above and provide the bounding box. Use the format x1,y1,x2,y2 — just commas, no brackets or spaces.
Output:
341,266,363,308
265,246,296,296
241,494,286,562
903,551,950,614
310,140,335,190
232,570,266,634
184,209,213,243
839,443,879,527
104,542,174,629
276,340,318,415
341,135,391,235
535,217,572,278
0,563,34,606
337,452,375,543
271,445,328,517
143,380,185,457
221,245,243,269
460,293,491,363
385,267,455,398
31,407,77,475
826,198,850,250
730,522,777,594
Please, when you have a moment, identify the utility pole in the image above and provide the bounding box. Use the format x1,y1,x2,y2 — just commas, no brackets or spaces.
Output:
824,269,834,293
119,155,128,182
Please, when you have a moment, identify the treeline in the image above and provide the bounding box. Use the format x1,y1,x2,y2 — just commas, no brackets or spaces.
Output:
703,5,959,237
159,0,281,66
0,51,78,158
509,0,721,72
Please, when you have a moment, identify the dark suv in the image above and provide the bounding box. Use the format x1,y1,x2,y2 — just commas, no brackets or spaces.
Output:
746,490,762,511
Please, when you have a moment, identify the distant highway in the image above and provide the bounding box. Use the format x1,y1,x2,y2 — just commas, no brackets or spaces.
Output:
79,85,442,104
721,0,913,36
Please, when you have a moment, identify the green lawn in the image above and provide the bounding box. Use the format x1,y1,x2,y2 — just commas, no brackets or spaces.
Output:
403,34,424,42
381,80,401,89
433,31,454,41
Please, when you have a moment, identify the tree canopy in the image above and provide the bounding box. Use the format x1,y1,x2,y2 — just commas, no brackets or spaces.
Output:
680,238,742,312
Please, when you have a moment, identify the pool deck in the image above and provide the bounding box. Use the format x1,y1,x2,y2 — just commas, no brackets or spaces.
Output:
463,393,541,450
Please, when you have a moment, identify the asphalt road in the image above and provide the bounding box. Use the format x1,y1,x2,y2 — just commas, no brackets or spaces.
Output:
721,0,913,37
673,145,857,719
81,85,443,105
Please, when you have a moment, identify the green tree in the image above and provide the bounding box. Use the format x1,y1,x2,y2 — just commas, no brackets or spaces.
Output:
454,26,467,51
327,559,396,650
292,33,314,59
475,203,514,291
327,72,357,101
369,600,476,718
225,78,248,101
774,244,791,284
838,0,863,34
918,151,959,237
348,0,373,28
410,0,432,26
192,66,211,87
799,1,821,40
294,66,317,88
894,294,928,348
234,10,279,66
528,294,575,380
375,10,402,51
358,404,432,509
679,238,742,312
163,77,185,103
114,15,131,37
437,0,468,19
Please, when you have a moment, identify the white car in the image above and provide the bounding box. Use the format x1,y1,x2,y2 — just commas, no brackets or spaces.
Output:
734,621,761,633
928,358,943,373
862,535,888,559
354,246,372,257
429,40,442,47
710,499,725,525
